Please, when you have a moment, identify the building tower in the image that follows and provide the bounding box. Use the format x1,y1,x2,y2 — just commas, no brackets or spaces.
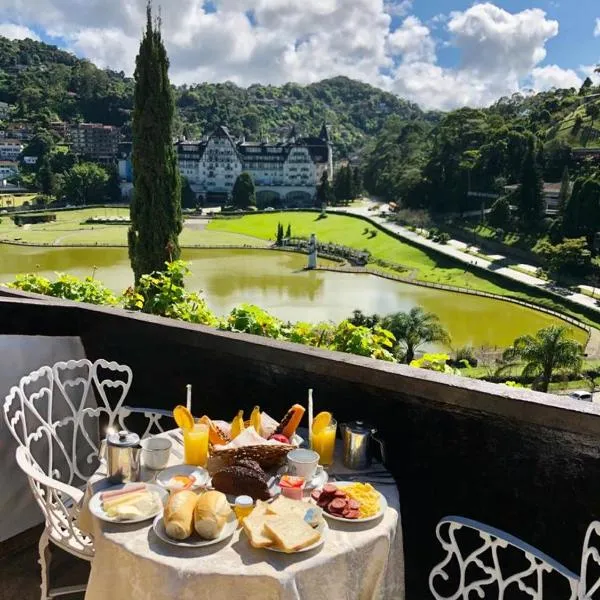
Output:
319,122,333,181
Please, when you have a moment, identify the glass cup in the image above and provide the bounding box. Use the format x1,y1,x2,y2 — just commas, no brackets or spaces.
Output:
183,423,209,467
311,418,337,466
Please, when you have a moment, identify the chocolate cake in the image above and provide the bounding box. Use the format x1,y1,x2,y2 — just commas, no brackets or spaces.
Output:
211,465,271,500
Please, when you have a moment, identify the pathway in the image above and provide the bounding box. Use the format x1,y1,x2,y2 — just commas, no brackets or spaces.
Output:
330,203,600,314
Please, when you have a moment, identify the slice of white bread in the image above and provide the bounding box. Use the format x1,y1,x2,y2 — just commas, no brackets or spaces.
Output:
243,513,277,548
263,515,321,553
266,496,309,520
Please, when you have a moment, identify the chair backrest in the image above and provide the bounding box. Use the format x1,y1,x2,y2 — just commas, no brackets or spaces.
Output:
3,358,133,487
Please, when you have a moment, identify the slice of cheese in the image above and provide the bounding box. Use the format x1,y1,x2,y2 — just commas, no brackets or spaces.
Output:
103,491,148,512
111,493,161,520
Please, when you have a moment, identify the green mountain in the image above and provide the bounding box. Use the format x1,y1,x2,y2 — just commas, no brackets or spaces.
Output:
0,36,430,156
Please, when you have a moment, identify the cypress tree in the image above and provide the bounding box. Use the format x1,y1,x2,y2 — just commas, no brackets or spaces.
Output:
128,2,182,282
557,166,570,213
517,144,544,231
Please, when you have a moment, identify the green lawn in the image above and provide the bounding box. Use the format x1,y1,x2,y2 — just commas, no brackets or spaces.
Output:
208,212,600,329
0,208,268,247
210,213,516,293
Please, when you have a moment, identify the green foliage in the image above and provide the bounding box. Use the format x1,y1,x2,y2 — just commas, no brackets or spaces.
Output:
128,6,182,282
410,353,458,375
275,222,284,245
330,321,396,361
317,171,334,206
562,177,600,240
348,309,380,328
9,272,118,305
333,165,355,204
487,196,511,228
535,237,591,277
502,325,583,392
517,144,544,230
232,172,256,208
121,260,217,326
60,162,109,205
181,176,197,208
381,307,451,363
222,304,286,338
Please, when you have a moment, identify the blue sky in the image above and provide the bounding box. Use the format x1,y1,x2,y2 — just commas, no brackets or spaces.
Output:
0,0,599,110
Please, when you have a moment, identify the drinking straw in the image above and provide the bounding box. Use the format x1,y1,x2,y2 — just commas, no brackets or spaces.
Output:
308,388,314,447
186,384,192,413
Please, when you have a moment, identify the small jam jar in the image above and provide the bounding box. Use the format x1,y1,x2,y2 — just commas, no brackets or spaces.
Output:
234,495,254,522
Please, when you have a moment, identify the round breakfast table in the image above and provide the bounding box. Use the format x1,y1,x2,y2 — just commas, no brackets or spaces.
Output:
79,430,404,600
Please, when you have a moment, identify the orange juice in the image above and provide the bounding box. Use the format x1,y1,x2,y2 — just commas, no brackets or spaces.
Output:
311,418,337,466
183,423,209,466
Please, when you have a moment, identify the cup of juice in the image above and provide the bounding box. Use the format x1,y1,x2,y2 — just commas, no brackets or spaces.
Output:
311,418,337,466
183,423,209,467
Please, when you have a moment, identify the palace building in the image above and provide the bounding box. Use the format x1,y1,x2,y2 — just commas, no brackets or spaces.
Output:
175,123,333,206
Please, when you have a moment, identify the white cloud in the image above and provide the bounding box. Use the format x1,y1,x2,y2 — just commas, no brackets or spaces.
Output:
0,0,571,110
384,0,412,18
594,18,600,37
0,22,39,40
531,64,582,91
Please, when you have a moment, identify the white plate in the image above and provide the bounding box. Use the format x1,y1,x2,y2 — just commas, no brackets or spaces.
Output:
153,512,237,548
314,482,387,523
264,518,328,554
275,466,329,491
89,483,168,524
155,465,209,491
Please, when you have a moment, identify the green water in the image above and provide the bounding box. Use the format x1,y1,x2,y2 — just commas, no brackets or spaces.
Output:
0,245,586,349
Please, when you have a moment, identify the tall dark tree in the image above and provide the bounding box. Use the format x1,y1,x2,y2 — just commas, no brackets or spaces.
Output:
181,176,197,208
232,172,256,208
36,155,55,196
557,166,570,213
352,166,362,198
517,144,544,230
128,3,182,282
317,171,334,206
487,196,511,228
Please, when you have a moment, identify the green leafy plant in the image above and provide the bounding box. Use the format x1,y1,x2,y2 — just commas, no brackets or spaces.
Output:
410,353,459,375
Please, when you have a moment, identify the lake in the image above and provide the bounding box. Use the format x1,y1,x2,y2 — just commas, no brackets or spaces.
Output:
0,244,586,349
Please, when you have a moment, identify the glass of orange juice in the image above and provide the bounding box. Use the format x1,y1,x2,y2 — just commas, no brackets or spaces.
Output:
183,423,209,466
311,418,337,466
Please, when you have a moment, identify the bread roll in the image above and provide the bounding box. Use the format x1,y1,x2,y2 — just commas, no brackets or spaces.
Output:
194,491,232,540
164,490,197,540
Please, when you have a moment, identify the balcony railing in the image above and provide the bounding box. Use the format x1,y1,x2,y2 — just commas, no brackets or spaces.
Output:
2,289,600,597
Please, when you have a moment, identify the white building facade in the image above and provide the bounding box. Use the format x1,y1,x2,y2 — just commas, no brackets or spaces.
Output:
175,124,333,206
0,139,24,161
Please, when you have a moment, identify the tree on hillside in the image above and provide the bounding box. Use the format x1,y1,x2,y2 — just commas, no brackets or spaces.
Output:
381,307,450,364
316,171,334,206
232,172,256,208
104,166,122,203
61,162,109,206
502,326,583,393
36,155,55,196
487,196,511,228
580,77,593,96
557,166,570,213
535,237,591,277
128,2,182,282
586,103,600,128
333,165,352,204
517,144,544,230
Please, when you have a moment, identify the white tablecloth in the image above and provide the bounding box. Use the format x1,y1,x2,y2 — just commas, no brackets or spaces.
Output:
79,431,404,600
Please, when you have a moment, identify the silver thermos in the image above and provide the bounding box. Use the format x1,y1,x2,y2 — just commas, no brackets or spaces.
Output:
106,430,141,483
341,421,386,470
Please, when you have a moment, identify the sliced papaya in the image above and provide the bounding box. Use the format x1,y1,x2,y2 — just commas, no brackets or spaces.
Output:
198,415,229,446
275,404,305,439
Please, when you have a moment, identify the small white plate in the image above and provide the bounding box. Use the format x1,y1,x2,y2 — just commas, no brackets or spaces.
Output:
153,512,237,548
264,519,328,554
89,483,168,524
314,482,387,523
275,466,329,491
155,465,209,491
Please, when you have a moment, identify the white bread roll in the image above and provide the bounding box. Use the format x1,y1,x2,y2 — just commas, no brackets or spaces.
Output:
194,491,232,539
164,490,197,540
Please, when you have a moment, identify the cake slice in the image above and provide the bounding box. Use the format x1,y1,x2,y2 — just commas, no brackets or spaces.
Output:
263,515,321,553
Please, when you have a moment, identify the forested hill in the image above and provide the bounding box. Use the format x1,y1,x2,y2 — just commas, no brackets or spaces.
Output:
0,36,430,155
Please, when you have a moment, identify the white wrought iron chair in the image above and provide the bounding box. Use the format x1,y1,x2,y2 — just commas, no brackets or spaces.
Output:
429,515,600,599
3,358,173,600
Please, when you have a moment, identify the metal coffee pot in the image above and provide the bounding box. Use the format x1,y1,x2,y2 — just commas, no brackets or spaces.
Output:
340,421,386,470
106,430,141,483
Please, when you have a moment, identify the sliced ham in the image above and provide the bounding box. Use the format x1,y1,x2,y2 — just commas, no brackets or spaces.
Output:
100,484,146,500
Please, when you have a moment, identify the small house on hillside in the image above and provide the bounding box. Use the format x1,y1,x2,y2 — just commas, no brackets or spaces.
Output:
503,181,571,214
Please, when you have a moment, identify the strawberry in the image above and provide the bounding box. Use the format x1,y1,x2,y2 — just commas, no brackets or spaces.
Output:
270,433,290,444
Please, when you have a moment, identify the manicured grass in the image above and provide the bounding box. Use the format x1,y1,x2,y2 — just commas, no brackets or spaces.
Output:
209,213,516,294
0,208,268,247
0,194,37,208
208,212,600,330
